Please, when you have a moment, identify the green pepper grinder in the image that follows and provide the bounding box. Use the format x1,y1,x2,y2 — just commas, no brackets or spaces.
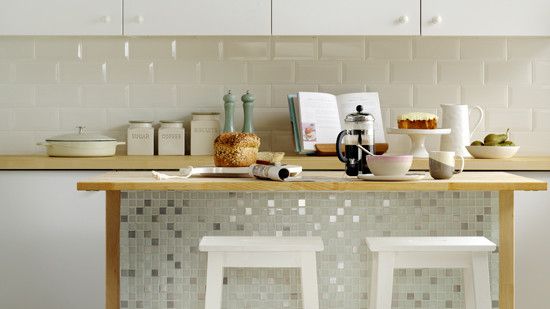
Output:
241,90,255,133
222,90,236,132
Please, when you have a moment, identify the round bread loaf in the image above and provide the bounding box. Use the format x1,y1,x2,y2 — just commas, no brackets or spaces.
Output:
213,132,261,167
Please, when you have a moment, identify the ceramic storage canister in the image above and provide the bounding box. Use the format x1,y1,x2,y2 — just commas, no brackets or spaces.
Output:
190,113,220,155
127,120,155,155
158,120,185,155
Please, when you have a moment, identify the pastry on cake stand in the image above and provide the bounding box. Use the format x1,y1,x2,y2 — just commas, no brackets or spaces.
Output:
387,128,451,157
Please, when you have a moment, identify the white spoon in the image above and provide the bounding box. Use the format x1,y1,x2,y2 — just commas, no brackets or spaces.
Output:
356,144,377,156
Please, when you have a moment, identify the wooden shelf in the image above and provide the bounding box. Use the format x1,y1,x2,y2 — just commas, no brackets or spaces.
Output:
1,155,550,171
77,171,547,192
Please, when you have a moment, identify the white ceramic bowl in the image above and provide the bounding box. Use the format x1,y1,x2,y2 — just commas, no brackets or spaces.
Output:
466,146,520,159
366,155,413,176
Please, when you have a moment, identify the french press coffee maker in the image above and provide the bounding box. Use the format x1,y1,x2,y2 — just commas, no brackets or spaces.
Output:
336,105,375,176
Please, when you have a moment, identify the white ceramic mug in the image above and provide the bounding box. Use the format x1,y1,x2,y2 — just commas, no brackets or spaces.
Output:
429,151,465,179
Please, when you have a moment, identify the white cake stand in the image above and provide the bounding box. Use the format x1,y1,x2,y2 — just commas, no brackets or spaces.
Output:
387,128,451,158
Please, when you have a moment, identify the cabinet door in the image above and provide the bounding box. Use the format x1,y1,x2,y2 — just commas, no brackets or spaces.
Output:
272,0,420,35
0,0,121,35
124,0,271,35
422,0,550,36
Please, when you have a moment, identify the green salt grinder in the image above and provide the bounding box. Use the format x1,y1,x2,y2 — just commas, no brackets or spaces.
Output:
222,90,236,132
241,90,255,133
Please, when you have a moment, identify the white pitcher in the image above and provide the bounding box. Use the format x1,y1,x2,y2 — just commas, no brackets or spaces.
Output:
440,104,484,157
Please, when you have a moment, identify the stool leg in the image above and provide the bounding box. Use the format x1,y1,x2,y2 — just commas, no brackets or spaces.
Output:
204,252,224,309
471,252,492,309
300,251,320,309
369,252,395,309
463,266,476,309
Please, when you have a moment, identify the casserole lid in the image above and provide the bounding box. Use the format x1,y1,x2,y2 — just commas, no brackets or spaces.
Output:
46,126,116,142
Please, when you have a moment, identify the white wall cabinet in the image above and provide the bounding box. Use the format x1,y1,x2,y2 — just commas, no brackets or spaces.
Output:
272,0,420,35
0,0,121,35
422,0,550,36
124,0,271,35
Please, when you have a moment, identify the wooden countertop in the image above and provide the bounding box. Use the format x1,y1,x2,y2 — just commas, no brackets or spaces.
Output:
77,171,547,192
3,155,550,171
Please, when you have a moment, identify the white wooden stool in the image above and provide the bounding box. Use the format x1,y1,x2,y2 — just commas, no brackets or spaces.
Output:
366,237,496,309
199,236,324,309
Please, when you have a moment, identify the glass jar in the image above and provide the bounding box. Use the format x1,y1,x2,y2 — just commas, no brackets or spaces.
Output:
190,113,220,155
127,120,154,155
158,120,185,155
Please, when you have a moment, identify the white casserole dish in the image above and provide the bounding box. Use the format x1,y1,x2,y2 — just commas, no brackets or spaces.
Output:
37,128,125,157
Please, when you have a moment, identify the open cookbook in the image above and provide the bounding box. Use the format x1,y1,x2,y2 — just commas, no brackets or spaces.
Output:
288,92,386,154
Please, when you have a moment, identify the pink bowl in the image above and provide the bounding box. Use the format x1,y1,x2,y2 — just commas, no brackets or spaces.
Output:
366,155,413,176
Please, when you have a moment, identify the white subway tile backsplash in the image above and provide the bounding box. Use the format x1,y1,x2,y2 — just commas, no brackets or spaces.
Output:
59,108,107,131
461,86,508,108
366,84,412,107
0,38,34,60
0,85,34,107
129,84,177,107
82,38,127,60
485,108,532,131
82,85,128,107
0,62,12,82
12,108,59,130
533,109,550,131
438,61,483,84
295,61,341,84
201,61,245,84
247,61,293,84
510,86,550,108
35,38,81,60
414,85,460,108
485,61,531,84
178,85,224,107
154,61,198,83
59,62,106,83
0,133,37,154
368,38,411,60
273,38,316,60
318,84,366,95
223,38,270,60
106,108,156,129
108,61,153,83
508,38,550,60
0,109,13,130
271,84,318,108
128,38,176,60
460,38,506,60
342,61,388,84
14,62,57,83
319,38,364,60
176,38,220,60
509,132,550,154
534,61,550,84
223,85,270,107
413,38,459,60
1,36,550,154
36,85,80,107
390,61,435,83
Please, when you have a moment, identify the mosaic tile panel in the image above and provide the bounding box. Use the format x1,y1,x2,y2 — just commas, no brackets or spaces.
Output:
120,191,499,309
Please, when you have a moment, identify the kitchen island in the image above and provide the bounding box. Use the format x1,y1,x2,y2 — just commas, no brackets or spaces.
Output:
78,171,546,309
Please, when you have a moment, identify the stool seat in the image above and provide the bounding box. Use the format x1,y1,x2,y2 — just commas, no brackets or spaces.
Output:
366,236,495,309
200,236,323,309
366,236,496,252
199,236,324,252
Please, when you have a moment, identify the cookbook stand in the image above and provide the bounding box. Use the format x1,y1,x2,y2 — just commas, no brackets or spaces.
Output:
386,128,451,158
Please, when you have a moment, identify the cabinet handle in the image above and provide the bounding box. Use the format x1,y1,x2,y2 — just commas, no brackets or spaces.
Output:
136,15,145,24
431,15,443,24
398,15,409,24
100,15,111,23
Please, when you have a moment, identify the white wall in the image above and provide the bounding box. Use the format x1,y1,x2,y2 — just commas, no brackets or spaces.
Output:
0,171,104,309
1,36,550,155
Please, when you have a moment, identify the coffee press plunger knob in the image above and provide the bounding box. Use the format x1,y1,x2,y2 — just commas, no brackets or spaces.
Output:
356,105,363,112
